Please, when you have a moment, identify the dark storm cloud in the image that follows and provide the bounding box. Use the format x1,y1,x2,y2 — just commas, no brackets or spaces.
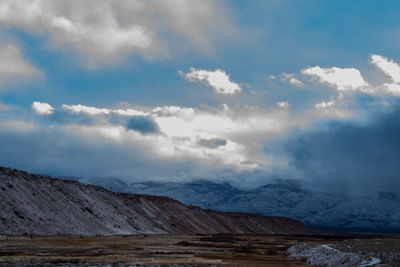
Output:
0,127,193,181
126,116,158,134
279,104,400,196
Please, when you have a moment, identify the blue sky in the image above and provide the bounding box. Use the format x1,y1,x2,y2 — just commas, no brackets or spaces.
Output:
1,0,400,194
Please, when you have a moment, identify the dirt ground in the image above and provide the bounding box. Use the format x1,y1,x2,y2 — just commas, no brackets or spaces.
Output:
0,234,399,266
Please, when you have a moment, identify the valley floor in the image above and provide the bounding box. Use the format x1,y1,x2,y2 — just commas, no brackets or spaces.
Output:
0,234,399,266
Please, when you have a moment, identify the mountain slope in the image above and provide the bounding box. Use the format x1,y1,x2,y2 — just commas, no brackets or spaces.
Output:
103,180,400,233
0,167,313,235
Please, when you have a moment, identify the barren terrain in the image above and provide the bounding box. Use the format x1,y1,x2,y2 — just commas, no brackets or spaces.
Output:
0,234,399,266
0,167,311,236
0,234,318,266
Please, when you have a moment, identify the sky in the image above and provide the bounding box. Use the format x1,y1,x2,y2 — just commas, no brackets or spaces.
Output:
0,0,400,196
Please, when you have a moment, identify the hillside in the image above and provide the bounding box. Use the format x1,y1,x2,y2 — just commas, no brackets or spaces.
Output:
0,167,313,235
81,179,400,233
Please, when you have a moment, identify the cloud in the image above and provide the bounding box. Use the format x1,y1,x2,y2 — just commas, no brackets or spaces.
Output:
277,101,290,108
280,102,400,196
302,55,400,97
0,101,11,111
315,100,335,109
62,104,112,115
126,116,158,134
0,0,234,66
289,78,304,88
313,99,349,118
2,49,400,190
180,68,242,95
2,120,35,130
371,54,400,83
32,101,54,115
2,101,400,194
279,72,304,88
62,104,147,116
302,66,369,92
0,43,42,89
280,72,294,81
38,91,389,172
371,54,400,95
0,125,198,181
198,138,227,149
47,102,299,169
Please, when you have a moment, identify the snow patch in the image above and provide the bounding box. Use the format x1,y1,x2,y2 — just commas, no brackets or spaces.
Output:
359,257,381,267
287,242,381,267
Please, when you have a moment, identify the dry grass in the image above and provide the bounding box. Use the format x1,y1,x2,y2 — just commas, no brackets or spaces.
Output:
1,234,399,266
0,234,315,266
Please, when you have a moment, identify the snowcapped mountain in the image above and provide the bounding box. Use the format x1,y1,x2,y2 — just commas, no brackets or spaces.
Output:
80,178,400,233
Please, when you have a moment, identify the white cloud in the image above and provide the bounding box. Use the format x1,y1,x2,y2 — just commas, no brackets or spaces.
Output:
62,104,111,115
62,104,148,116
0,0,233,66
302,66,369,92
371,54,400,83
315,100,335,109
277,101,290,108
384,83,400,96
180,67,242,95
289,78,304,88
57,103,297,169
312,97,350,119
301,55,400,97
279,72,304,87
0,43,42,89
371,54,400,96
32,101,54,115
114,108,148,116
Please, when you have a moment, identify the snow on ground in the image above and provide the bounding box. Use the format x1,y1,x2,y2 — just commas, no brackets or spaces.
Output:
123,180,400,232
359,257,381,267
287,242,382,267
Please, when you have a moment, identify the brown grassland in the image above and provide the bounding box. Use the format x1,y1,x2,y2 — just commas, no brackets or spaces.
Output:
1,234,399,266
0,234,317,266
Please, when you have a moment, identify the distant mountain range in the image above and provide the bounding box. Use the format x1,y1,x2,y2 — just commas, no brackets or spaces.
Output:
76,177,400,233
0,167,312,235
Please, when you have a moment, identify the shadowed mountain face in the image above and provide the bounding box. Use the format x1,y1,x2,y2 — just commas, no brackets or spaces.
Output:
0,167,313,236
78,179,400,233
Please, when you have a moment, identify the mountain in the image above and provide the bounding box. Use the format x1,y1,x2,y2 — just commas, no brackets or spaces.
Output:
83,178,400,233
0,167,313,235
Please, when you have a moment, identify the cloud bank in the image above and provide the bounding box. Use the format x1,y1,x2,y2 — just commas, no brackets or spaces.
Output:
0,0,234,66
0,53,400,195
56,103,295,170
279,102,400,196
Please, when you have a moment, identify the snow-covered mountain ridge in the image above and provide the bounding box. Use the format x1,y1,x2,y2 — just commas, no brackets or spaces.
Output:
80,178,400,233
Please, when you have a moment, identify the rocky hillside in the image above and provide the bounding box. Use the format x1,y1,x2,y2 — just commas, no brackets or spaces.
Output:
0,167,313,235
85,179,400,233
